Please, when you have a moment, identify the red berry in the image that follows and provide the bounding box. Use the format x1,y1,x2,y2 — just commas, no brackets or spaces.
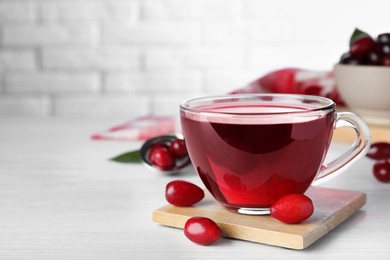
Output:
361,51,381,65
339,52,360,65
148,142,168,158
165,180,204,207
382,55,390,66
382,44,390,55
377,33,390,44
169,138,188,159
184,217,222,245
270,194,314,224
373,160,390,183
375,42,390,56
149,146,175,170
350,35,375,57
366,142,390,160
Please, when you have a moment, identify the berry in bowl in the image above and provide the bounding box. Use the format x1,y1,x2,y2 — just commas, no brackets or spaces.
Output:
334,28,390,126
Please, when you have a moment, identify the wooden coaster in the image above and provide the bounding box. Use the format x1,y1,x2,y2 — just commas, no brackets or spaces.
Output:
152,187,366,250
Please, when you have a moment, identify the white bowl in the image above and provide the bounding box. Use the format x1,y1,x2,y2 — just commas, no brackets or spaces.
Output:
334,64,390,126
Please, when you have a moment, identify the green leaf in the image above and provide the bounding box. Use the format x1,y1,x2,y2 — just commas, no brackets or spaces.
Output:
349,28,369,44
110,150,141,163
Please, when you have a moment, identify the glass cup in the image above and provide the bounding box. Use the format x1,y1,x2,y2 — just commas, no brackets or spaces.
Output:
180,94,371,215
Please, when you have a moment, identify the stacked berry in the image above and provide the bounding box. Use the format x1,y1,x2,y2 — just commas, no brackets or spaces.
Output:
367,142,390,182
148,138,188,170
340,29,390,66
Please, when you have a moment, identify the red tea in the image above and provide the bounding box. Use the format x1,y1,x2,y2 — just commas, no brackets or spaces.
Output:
181,103,334,208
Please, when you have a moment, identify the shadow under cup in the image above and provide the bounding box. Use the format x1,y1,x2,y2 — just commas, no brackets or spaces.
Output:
180,94,371,215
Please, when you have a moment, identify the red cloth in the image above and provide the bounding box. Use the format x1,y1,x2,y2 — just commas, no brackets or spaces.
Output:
91,114,176,141
92,68,343,141
230,68,344,105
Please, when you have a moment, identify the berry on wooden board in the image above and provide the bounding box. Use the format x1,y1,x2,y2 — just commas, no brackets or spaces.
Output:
270,194,314,224
184,217,222,245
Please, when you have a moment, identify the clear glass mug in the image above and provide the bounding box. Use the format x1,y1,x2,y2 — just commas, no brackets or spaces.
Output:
180,94,371,215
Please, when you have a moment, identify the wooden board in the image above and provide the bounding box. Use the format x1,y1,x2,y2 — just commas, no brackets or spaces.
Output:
152,187,366,250
333,107,390,143
333,123,390,143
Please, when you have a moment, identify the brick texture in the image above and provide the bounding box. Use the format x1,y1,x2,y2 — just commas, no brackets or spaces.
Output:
0,0,389,117
145,47,244,70
0,95,51,116
41,0,138,22
102,22,200,45
143,0,243,21
0,50,36,70
2,24,97,46
5,72,100,94
203,69,260,94
53,94,150,117
104,71,202,94
151,93,202,116
0,1,36,22
42,47,139,71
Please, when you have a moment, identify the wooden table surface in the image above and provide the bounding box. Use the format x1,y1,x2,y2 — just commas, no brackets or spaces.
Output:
333,123,390,143
0,117,389,259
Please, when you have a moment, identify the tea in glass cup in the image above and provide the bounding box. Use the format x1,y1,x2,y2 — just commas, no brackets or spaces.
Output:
180,94,371,215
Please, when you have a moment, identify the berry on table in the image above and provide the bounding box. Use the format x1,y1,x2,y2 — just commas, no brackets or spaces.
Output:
373,160,390,183
165,180,204,207
366,142,390,160
366,142,390,183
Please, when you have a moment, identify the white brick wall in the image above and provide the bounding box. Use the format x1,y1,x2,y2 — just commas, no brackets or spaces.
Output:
40,0,138,22
143,0,243,21
0,50,36,70
0,95,51,116
0,1,36,22
0,0,389,118
144,47,245,70
102,22,200,45
2,24,97,46
5,72,100,94
42,47,139,70
53,94,150,118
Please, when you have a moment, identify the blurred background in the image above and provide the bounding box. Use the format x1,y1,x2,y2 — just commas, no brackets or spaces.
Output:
0,0,389,118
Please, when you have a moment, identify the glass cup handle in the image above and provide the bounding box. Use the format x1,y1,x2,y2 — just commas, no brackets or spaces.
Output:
312,112,371,186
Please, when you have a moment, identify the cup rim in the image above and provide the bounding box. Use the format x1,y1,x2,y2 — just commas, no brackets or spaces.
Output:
180,93,335,116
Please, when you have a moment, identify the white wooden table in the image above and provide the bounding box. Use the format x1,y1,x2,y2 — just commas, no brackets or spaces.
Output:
1,118,389,259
